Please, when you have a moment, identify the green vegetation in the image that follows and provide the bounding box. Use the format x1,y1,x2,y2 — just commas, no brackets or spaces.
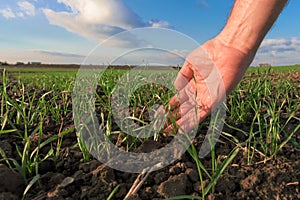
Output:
0,65,299,199
248,64,300,73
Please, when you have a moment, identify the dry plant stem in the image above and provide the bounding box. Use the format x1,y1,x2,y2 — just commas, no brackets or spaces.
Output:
286,182,299,186
32,192,47,200
124,171,150,200
57,115,64,149
124,163,162,200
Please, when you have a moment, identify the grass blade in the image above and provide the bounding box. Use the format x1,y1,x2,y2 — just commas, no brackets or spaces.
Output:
22,174,40,199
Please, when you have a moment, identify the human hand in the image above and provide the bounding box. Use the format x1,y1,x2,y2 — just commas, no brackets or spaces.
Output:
157,38,255,134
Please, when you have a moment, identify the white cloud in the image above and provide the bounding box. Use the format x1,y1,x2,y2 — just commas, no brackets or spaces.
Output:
43,7,125,42
0,49,86,64
16,12,25,18
59,0,146,29
43,0,172,46
0,1,36,19
17,1,36,17
253,37,300,66
149,20,172,28
259,38,299,53
0,8,16,19
30,50,85,58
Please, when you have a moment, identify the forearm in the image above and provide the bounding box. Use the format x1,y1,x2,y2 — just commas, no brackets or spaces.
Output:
218,0,288,54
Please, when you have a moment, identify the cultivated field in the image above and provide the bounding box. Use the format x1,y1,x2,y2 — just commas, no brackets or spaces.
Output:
0,65,299,199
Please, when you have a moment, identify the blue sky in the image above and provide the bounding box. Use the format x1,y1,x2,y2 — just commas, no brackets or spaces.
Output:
0,0,299,66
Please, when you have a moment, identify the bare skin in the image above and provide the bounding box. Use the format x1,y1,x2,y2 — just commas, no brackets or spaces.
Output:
163,0,288,133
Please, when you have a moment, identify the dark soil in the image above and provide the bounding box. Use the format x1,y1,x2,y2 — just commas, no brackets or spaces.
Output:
0,70,299,200
1,127,299,200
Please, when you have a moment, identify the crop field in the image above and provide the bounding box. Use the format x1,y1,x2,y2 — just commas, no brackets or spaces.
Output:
0,65,299,199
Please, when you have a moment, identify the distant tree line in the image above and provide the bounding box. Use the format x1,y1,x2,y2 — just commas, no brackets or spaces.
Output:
0,61,42,66
0,61,9,66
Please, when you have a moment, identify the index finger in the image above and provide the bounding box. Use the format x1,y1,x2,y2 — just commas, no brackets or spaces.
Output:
174,60,193,91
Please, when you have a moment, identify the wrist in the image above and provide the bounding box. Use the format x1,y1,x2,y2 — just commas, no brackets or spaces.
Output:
216,0,288,55
211,35,257,65
217,27,259,55
201,37,256,73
